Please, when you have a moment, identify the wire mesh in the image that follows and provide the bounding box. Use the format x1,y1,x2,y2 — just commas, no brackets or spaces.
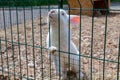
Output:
0,0,120,80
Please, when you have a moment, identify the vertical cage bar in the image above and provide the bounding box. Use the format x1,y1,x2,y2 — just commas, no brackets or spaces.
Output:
117,34,120,80
39,3,44,80
77,0,82,79
45,1,52,79
2,6,9,79
0,37,3,75
68,7,71,80
102,2,108,80
59,0,63,8
49,22,52,80
9,6,16,80
58,8,61,80
16,6,22,79
39,2,44,80
90,0,94,80
31,6,36,80
2,7,7,77
23,6,29,79
48,6,52,80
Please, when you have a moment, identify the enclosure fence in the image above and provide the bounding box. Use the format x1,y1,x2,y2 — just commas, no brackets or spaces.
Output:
0,0,120,80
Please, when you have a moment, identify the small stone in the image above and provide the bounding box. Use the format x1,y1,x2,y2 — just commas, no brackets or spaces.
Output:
28,62,34,67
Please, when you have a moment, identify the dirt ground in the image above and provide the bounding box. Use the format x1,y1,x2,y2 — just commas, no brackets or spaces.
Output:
0,13,120,80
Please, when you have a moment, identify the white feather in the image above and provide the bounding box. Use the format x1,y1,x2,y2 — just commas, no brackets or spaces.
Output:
46,9,83,79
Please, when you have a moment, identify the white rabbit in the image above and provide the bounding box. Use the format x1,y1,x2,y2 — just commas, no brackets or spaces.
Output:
46,9,83,80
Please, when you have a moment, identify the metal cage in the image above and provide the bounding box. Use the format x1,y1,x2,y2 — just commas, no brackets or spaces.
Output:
0,0,120,80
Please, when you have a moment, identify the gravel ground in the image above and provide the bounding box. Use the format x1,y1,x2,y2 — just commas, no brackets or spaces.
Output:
0,2,120,80
0,11,119,80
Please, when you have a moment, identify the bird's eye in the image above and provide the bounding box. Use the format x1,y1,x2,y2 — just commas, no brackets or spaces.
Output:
61,12,65,16
51,10,55,14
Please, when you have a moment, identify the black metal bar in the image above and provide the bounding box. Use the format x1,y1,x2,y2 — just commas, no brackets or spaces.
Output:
117,34,120,80
59,0,63,8
90,0,94,80
31,6,36,80
9,6,16,80
103,2,108,80
77,0,82,79
23,6,29,80
39,1,44,80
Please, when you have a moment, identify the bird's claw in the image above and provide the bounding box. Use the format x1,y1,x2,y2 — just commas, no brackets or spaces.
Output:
49,46,57,55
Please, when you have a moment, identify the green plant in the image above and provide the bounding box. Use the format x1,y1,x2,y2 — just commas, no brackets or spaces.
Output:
0,0,67,6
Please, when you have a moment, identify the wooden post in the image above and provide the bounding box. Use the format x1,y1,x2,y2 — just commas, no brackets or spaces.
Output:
68,0,93,16
94,0,110,14
68,0,110,16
